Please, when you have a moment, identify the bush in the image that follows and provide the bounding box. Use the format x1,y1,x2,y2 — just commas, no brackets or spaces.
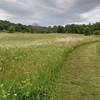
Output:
8,25,15,33
93,30,100,35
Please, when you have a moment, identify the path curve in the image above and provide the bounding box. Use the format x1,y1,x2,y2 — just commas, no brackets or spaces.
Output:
52,42,100,100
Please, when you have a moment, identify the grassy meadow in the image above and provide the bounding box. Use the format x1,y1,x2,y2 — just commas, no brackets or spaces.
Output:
0,33,100,100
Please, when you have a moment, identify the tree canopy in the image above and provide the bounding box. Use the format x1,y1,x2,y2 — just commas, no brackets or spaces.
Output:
0,20,100,35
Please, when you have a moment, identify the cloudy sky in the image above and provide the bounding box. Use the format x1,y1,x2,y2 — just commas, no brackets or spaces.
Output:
0,0,100,26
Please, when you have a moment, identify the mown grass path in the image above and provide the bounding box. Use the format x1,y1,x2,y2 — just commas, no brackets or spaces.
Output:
52,42,100,100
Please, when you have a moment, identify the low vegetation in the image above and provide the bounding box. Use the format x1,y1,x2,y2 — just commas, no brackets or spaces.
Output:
52,42,100,100
0,33,99,100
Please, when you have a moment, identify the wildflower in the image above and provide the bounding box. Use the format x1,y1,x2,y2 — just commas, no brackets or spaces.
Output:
14,93,17,96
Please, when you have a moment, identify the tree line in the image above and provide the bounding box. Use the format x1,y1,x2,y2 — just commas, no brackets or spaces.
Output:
0,20,46,33
0,20,100,35
46,22,100,35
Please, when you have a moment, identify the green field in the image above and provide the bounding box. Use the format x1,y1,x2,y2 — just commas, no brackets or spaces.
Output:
0,33,100,100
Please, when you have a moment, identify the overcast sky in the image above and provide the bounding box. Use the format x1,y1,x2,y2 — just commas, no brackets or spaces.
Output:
0,0,100,26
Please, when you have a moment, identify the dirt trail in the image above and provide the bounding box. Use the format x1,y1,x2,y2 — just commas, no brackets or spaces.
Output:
52,42,100,100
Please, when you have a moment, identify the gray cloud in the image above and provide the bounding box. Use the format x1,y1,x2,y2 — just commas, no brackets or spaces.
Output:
0,0,100,25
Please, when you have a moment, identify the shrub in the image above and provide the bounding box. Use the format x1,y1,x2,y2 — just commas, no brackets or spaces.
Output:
8,25,15,33
93,30,100,35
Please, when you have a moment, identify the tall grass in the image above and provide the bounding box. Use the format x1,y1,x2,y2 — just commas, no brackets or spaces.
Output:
0,33,99,100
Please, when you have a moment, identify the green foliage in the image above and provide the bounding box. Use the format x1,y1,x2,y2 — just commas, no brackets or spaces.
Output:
57,25,65,33
93,30,100,35
47,22,100,35
46,26,53,33
0,20,46,33
52,26,58,33
83,27,91,36
8,25,15,33
0,20,100,35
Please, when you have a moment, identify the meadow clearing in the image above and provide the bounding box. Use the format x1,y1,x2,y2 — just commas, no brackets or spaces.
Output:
0,33,100,100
